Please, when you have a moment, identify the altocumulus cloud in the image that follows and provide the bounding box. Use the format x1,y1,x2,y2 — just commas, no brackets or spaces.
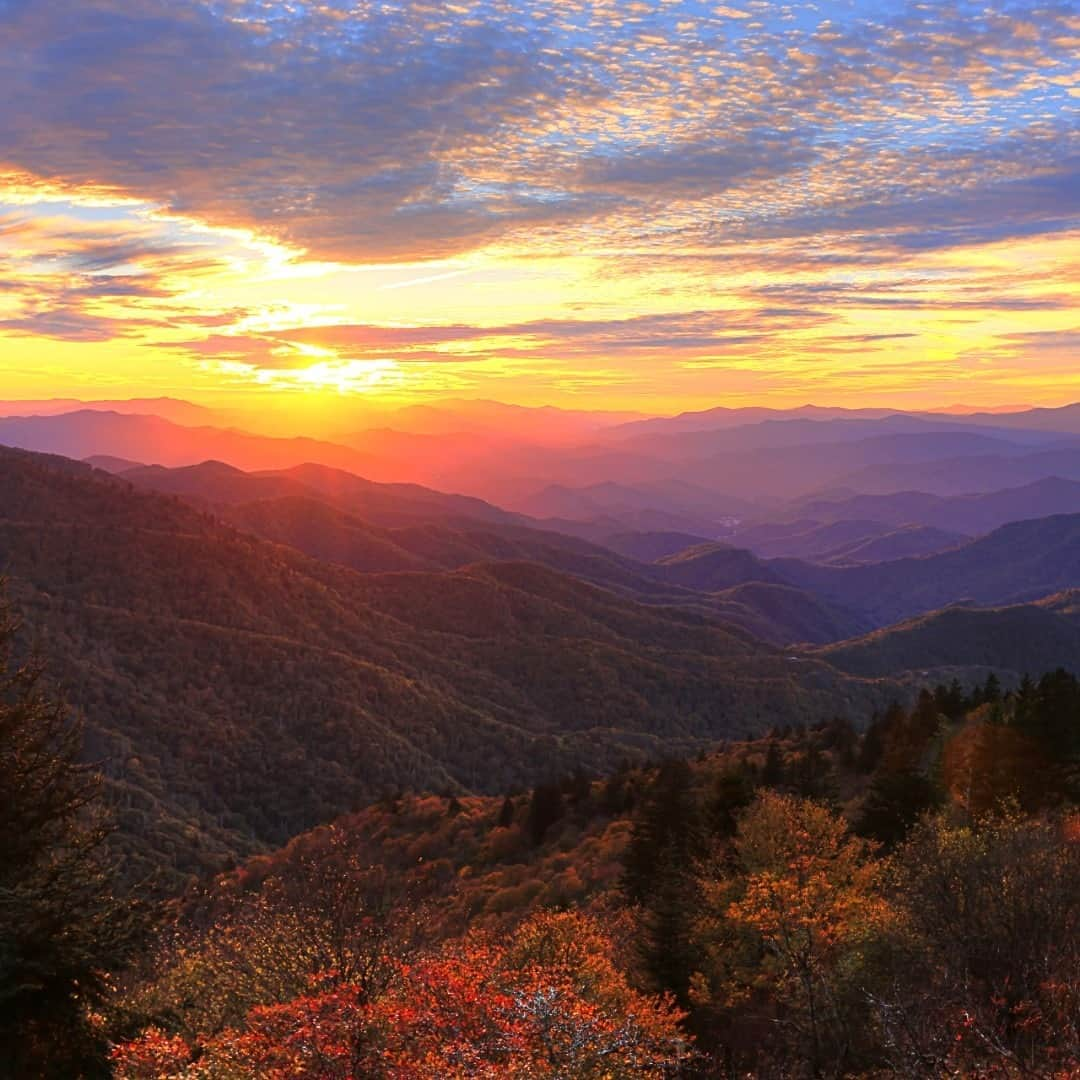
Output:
0,0,1075,264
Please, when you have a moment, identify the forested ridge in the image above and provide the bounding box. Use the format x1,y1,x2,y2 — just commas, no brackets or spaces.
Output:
0,447,890,887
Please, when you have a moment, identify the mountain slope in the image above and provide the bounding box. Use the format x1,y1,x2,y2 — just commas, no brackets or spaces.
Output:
817,592,1080,679
776,514,1080,627
793,477,1080,535
0,396,215,424
656,542,785,591
599,531,713,562
0,410,401,480
121,459,520,527
0,447,887,887
831,448,1080,496
734,519,903,560
113,460,867,643
923,402,1080,436
709,582,873,646
820,525,966,565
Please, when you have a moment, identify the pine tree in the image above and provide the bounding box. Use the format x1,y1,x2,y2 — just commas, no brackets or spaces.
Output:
854,767,941,848
0,596,141,1077
622,760,706,1002
526,782,564,846
622,760,700,905
497,794,516,829
760,738,785,787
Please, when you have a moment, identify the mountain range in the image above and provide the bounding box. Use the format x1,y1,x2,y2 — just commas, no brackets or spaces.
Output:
0,446,890,886
3,395,1080,887
817,592,1080,681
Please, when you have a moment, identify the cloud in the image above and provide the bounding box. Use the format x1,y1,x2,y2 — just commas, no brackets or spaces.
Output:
0,0,1077,410
0,0,588,261
0,306,154,341
170,307,838,377
0,205,251,343
0,0,1074,264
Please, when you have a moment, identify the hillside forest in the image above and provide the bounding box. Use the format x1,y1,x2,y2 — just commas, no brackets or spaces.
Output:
3,400,1080,1079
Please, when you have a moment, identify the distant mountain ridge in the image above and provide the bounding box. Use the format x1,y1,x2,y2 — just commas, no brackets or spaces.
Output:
5,401,1080,517
816,592,1080,680
792,477,1080,535
775,514,1080,628
119,459,521,527
0,445,893,886
609,401,1080,439
112,459,864,644
820,524,967,565
0,396,215,425
733,518,968,562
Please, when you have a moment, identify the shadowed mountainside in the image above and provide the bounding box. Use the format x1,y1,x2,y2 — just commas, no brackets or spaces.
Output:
789,476,1080,534
819,524,968,565
775,515,1080,628
115,459,870,645
733,518,968,562
0,446,890,886
816,592,1080,680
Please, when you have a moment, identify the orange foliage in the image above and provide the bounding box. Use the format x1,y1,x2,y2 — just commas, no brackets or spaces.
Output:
724,792,890,977
109,1028,191,1079
694,792,893,1074
942,714,1046,815
112,911,690,1079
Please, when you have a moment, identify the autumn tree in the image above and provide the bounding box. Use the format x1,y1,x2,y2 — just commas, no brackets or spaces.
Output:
693,791,892,1076
115,910,691,1079
117,836,422,1041
877,809,1080,1076
941,710,1046,816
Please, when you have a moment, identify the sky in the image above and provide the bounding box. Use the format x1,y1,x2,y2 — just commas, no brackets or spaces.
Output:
0,0,1077,418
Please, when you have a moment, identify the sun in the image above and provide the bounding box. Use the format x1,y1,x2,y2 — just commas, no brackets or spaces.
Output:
257,357,403,395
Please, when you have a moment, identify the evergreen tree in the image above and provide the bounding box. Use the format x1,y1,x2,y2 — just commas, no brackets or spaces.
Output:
909,688,943,746
934,679,968,721
497,795,516,829
1015,669,1080,763
706,764,755,838
599,765,633,815
526,782,564,846
0,597,141,1077
563,768,594,809
973,672,1002,707
622,760,701,905
858,703,903,774
622,760,706,1002
854,767,941,849
637,850,700,1002
820,716,858,770
760,738,785,787
790,740,838,804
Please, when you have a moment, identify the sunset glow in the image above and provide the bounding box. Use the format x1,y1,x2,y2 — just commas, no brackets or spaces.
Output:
0,0,1076,414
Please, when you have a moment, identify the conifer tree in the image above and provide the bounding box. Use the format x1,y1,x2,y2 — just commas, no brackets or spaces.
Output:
0,596,140,1077
497,794,516,829
526,781,564,846
623,760,706,1001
